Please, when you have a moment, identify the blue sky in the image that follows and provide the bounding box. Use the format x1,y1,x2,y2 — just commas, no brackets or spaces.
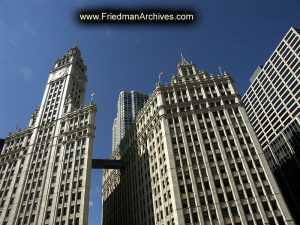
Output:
0,0,299,224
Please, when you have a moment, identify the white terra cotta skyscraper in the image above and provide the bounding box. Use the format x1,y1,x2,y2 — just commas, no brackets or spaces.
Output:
102,59,295,225
0,46,97,225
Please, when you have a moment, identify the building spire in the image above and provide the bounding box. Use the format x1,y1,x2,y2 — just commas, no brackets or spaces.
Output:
178,52,190,66
90,91,96,104
66,44,81,57
218,66,222,76
74,40,79,48
180,52,184,61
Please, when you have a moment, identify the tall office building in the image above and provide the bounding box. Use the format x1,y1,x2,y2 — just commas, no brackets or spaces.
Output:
242,27,300,168
112,91,148,151
0,46,97,225
242,27,300,223
102,59,294,225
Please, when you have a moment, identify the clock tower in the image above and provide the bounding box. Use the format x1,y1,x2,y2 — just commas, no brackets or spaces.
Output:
0,46,97,225
35,46,88,127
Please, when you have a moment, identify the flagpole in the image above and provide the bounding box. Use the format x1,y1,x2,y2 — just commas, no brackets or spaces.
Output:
158,72,165,84
218,66,222,76
90,92,95,104
91,95,94,104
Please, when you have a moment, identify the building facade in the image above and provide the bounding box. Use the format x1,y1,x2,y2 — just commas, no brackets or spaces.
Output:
266,117,300,224
242,27,300,168
112,91,148,152
102,59,294,225
242,27,300,223
0,46,97,225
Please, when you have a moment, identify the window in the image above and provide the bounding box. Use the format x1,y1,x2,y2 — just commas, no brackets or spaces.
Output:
30,215,35,223
192,213,198,222
57,208,61,216
70,206,74,214
63,207,67,216
46,211,50,219
184,214,191,223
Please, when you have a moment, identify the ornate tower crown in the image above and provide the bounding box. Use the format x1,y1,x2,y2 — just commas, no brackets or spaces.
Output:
177,56,196,77
178,58,191,66
66,45,81,57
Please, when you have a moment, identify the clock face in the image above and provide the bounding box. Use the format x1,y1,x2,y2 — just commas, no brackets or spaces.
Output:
52,67,68,80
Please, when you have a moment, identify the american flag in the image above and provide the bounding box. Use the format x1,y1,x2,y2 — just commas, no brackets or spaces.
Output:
159,72,165,78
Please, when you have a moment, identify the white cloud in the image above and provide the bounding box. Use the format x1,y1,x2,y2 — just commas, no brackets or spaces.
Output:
22,21,37,37
0,19,6,30
9,38,17,47
21,66,34,81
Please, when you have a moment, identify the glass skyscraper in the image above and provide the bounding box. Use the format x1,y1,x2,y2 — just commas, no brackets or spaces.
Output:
242,27,300,224
112,91,148,152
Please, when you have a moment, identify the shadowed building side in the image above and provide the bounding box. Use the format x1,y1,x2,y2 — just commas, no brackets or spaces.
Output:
242,27,300,224
0,139,4,153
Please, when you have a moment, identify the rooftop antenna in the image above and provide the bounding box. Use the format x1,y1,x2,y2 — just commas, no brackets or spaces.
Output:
180,52,184,61
74,40,79,48
90,92,95,104
218,66,222,76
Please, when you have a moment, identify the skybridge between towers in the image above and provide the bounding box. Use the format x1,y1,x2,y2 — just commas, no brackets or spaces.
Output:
92,159,124,170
